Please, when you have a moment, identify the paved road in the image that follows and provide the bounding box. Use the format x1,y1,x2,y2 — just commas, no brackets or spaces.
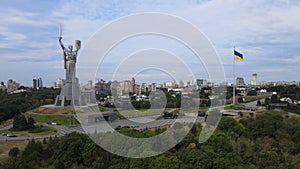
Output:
0,115,205,141
243,98,266,109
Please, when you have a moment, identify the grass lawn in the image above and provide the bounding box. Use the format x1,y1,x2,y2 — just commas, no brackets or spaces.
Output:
116,108,174,118
235,111,256,121
224,104,243,110
114,107,202,118
0,140,29,161
32,107,76,115
2,125,58,137
243,94,271,103
89,105,106,112
0,119,12,128
25,113,79,126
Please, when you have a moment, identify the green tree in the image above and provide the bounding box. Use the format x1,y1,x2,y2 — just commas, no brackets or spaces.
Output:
271,94,279,103
53,132,90,168
82,142,99,166
21,141,44,168
250,112,283,138
43,137,47,144
183,148,213,169
208,132,233,154
238,97,244,103
265,97,270,106
8,147,20,157
12,115,28,130
248,90,257,96
149,155,182,169
218,117,239,132
257,100,261,106
27,116,35,129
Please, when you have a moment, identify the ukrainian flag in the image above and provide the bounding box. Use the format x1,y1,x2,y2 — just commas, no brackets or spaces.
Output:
234,50,244,60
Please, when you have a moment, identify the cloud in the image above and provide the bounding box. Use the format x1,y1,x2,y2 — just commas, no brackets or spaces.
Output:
282,56,300,63
1,0,300,86
0,9,52,26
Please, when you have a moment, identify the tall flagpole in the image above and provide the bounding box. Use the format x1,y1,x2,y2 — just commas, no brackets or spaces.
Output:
233,47,236,105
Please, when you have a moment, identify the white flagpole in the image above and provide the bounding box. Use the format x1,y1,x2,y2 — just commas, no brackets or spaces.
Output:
233,47,236,105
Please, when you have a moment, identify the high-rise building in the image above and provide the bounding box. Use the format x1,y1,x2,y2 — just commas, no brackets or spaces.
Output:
123,80,131,94
166,81,176,88
37,78,43,88
162,82,167,88
196,79,207,88
7,79,20,92
187,81,191,87
236,77,245,87
33,77,43,89
179,80,184,88
0,81,6,91
141,83,147,93
131,77,136,93
33,79,37,89
57,78,64,88
251,73,257,85
87,80,93,90
149,83,156,92
95,79,111,96
51,82,57,88
135,84,141,95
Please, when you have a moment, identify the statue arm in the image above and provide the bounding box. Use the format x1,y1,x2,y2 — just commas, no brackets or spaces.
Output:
59,37,67,69
59,37,66,50
75,40,81,52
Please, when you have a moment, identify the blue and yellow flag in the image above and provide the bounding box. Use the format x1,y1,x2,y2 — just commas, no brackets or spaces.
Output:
234,50,244,60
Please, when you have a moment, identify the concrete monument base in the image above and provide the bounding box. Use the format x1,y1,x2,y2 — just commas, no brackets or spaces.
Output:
55,78,86,107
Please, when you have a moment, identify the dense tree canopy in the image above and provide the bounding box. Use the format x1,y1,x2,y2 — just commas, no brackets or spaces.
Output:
0,88,60,124
1,111,300,169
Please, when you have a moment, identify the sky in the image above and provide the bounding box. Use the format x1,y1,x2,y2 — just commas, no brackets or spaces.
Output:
1,0,300,86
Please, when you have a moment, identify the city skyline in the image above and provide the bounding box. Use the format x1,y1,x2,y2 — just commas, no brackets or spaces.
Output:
1,0,300,86
3,74,300,91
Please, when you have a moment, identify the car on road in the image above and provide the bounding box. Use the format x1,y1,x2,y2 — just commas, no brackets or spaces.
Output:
46,122,61,125
6,133,17,137
198,111,206,117
130,123,139,128
162,112,178,119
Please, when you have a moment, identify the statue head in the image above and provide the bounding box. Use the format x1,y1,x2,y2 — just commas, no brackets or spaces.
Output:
68,45,73,51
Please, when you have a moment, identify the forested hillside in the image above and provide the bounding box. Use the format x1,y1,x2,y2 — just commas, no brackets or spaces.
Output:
0,88,60,123
1,111,300,169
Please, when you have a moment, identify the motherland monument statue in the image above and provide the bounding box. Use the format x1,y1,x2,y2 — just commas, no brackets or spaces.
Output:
55,24,86,107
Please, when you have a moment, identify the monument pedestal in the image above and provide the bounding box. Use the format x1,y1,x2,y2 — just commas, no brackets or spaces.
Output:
55,78,86,107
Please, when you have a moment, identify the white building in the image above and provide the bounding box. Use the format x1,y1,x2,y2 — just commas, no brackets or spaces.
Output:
251,73,257,85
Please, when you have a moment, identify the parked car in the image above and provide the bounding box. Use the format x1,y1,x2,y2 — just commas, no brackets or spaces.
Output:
115,125,122,130
198,111,206,117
